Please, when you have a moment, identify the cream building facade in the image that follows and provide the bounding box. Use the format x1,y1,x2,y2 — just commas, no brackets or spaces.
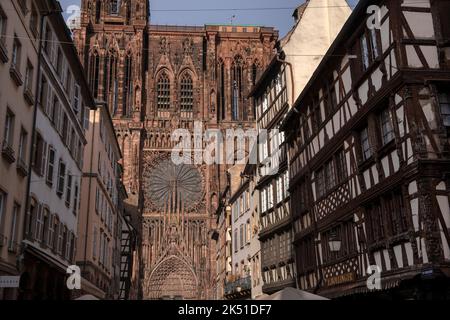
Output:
76,104,125,299
19,0,95,300
0,0,43,300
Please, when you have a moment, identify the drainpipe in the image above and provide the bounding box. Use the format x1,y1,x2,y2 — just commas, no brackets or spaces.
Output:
276,53,296,106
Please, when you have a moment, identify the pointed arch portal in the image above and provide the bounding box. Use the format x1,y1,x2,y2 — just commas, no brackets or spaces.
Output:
146,255,199,300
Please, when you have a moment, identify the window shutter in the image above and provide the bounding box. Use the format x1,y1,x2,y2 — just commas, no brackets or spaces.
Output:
84,106,90,130
40,142,48,177
30,204,39,240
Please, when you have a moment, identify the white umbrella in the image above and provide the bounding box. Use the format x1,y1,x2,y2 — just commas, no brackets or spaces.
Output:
263,287,329,300
74,294,100,300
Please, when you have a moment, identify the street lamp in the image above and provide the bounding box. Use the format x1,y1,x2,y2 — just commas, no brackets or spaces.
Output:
328,231,342,253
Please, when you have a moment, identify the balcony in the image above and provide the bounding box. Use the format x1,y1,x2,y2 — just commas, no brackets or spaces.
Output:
2,140,16,164
17,157,29,177
10,64,24,86
224,276,252,299
0,40,8,63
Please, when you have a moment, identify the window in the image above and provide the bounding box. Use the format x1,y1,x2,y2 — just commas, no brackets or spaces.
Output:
232,56,243,120
315,168,325,199
42,208,49,246
267,184,274,209
89,52,100,98
438,92,450,127
32,133,47,176
0,6,7,43
95,187,100,213
12,36,22,69
47,214,55,249
261,188,267,213
110,0,120,14
123,54,133,116
246,220,251,244
360,29,380,71
24,61,34,93
335,150,348,183
35,205,44,242
366,201,385,242
51,96,60,127
46,146,55,186
56,160,66,196
9,203,19,250
0,191,6,230
29,5,39,36
65,68,72,94
157,71,170,110
52,215,60,252
43,23,51,56
18,128,27,162
180,73,194,111
57,222,64,254
325,160,336,190
72,181,78,214
73,85,80,114
18,0,27,15
360,34,370,71
61,113,68,143
56,48,63,74
239,224,244,249
65,172,72,207
234,229,238,253
360,127,372,161
65,231,72,260
370,29,380,60
61,226,68,258
40,75,49,110
380,108,395,145
4,109,15,146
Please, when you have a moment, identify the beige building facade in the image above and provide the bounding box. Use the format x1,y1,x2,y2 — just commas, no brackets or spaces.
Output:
19,0,95,300
76,104,125,299
0,0,43,300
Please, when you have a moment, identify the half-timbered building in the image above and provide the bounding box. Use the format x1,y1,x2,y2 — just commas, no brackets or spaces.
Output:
250,0,351,295
282,0,450,299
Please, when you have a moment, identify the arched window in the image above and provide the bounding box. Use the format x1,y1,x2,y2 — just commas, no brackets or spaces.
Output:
89,51,100,99
123,54,133,116
95,1,102,23
180,73,193,111
157,71,170,110
252,61,260,85
217,59,225,120
103,50,118,114
232,55,244,121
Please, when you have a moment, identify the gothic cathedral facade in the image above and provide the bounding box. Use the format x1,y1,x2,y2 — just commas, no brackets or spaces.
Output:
74,0,278,299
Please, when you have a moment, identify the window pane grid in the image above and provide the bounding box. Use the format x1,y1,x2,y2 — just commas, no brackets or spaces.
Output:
180,74,193,111
157,72,170,110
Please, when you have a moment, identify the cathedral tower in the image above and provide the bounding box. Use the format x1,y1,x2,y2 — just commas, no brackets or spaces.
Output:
75,0,278,300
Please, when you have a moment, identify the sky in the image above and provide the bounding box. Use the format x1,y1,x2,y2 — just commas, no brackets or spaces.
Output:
60,0,360,38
